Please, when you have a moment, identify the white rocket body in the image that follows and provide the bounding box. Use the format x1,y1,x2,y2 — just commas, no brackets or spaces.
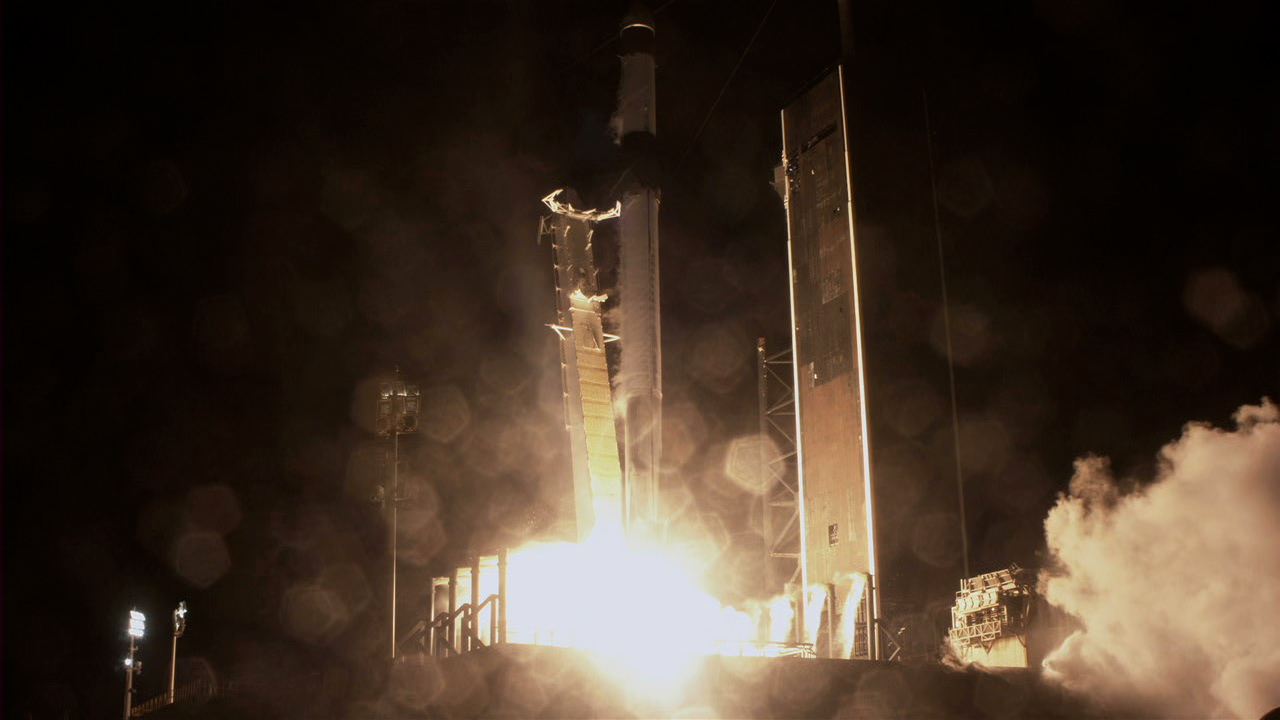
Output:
614,8,662,537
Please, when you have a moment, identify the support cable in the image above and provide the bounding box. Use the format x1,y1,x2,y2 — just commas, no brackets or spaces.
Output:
923,89,970,580
676,0,777,171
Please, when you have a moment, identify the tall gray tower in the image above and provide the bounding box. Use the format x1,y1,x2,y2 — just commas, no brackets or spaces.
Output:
780,66,881,659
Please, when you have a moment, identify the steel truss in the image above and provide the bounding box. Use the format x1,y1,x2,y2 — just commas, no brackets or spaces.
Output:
757,338,801,607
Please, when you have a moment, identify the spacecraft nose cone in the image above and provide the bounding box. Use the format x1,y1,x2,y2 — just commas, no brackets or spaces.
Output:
622,1,654,32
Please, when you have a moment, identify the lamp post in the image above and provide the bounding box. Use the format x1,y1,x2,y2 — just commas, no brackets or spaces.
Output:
124,609,146,720
377,370,419,660
168,601,187,704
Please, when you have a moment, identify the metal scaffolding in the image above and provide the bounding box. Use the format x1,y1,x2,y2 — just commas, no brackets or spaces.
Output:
399,549,509,659
377,372,420,661
757,338,801,606
947,564,1035,652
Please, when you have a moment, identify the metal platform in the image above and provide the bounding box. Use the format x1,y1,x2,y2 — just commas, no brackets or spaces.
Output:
393,643,1110,719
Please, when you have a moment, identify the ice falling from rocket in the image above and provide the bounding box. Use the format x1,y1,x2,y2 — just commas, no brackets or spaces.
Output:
614,4,662,538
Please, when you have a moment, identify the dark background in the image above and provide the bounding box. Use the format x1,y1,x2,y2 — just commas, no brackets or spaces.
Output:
5,0,1276,716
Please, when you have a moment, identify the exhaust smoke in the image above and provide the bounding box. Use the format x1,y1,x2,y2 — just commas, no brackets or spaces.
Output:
1041,399,1280,719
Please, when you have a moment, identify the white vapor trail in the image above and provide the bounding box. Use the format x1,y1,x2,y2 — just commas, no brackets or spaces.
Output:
1041,399,1280,719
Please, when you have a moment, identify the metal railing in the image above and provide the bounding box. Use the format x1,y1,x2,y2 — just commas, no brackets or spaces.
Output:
130,679,247,716
402,549,509,660
949,619,1005,646
420,593,503,658
713,639,817,658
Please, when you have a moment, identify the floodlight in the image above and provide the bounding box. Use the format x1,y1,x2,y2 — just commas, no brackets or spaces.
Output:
128,610,146,638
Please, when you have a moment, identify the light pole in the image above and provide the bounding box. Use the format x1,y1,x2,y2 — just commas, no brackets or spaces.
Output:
168,601,187,704
123,609,146,720
377,370,419,660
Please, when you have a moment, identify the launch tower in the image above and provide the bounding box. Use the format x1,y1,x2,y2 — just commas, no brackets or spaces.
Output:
780,66,881,659
541,190,626,540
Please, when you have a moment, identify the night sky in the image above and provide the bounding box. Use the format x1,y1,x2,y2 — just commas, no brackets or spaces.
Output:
5,0,1277,717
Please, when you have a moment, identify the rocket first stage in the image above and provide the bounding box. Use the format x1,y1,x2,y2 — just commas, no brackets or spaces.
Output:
614,4,662,539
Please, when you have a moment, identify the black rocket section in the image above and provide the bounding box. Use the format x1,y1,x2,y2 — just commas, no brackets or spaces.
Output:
618,5,660,190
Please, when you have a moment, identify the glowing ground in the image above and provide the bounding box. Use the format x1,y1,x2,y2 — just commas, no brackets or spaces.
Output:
389,643,1115,719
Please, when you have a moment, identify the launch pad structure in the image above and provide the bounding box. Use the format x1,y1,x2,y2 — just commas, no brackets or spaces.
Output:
119,8,1096,719
404,643,1103,719
541,189,626,541
401,0,891,660
403,2,1055,677
756,338,802,599
777,65,883,659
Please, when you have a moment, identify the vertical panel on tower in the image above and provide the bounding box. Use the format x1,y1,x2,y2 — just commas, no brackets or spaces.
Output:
781,66,879,659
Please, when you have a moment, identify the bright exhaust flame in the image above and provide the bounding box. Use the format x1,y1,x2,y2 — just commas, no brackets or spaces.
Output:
803,585,827,646
503,527,787,704
795,574,866,658
835,573,867,660
766,594,794,644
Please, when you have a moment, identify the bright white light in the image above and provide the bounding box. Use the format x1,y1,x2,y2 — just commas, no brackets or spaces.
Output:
503,529,758,707
124,657,133,667
767,594,794,642
128,610,146,638
803,585,827,645
835,573,867,659
174,601,188,636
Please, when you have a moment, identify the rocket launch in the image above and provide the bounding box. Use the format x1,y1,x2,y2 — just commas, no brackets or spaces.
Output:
614,4,662,538
541,4,662,544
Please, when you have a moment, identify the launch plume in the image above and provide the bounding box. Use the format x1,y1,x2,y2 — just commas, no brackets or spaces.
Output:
1041,399,1280,719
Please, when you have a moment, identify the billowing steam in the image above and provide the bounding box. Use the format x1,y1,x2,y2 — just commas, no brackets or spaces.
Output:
1041,399,1280,719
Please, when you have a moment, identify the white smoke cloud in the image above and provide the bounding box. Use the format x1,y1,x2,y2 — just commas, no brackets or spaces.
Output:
1041,399,1280,719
